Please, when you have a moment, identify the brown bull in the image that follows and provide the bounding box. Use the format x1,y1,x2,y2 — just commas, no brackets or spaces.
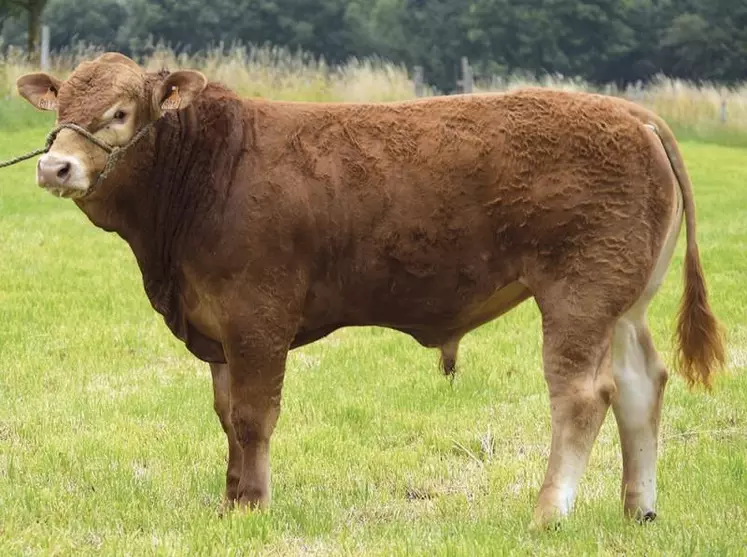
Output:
16,52,724,528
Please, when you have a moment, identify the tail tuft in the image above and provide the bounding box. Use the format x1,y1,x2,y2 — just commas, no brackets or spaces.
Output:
674,244,726,389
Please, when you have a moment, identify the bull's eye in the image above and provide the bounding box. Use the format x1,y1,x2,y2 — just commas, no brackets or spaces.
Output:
113,110,127,122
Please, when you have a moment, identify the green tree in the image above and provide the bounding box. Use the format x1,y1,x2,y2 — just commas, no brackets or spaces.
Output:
43,0,126,51
654,0,747,83
116,0,379,64
611,0,662,86
660,13,717,81
1,0,47,61
394,0,470,93
0,1,19,28
1,0,746,89
463,0,640,85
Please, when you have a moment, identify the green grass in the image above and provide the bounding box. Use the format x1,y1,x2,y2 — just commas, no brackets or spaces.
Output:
0,100,55,131
0,122,745,556
668,123,747,150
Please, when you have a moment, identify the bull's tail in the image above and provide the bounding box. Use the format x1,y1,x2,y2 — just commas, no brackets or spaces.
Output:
635,106,726,388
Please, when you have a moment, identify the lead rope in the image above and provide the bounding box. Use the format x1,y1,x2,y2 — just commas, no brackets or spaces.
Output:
0,121,154,192
0,146,50,168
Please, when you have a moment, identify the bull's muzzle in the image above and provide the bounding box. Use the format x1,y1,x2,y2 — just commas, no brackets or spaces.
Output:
37,153,88,197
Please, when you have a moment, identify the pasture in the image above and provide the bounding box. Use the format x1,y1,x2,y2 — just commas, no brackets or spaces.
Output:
0,107,745,555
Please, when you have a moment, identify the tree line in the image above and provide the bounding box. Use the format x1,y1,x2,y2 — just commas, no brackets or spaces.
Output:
1,0,745,92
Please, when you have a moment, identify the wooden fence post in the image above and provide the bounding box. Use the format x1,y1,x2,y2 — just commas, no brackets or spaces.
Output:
720,98,728,124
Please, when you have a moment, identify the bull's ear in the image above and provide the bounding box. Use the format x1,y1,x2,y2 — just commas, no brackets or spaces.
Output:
17,73,63,111
153,70,207,114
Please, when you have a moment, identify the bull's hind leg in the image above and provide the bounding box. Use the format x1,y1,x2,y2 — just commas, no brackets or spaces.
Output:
611,312,667,520
210,363,242,504
532,306,617,528
611,172,682,521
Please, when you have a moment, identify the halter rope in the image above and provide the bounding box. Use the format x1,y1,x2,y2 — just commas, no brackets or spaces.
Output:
0,122,154,194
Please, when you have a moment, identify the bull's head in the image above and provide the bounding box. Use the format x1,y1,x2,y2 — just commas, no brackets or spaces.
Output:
16,52,207,198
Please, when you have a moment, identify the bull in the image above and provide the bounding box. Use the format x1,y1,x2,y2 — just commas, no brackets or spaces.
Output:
15,52,724,527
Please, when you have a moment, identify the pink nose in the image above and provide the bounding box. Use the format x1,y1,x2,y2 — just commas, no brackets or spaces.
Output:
38,155,72,187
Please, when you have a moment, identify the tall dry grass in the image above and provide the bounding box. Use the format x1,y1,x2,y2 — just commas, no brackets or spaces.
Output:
478,73,747,143
1,42,745,142
0,43,421,103
628,77,747,141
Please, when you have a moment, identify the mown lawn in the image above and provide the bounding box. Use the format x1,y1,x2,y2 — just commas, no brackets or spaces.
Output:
0,123,745,556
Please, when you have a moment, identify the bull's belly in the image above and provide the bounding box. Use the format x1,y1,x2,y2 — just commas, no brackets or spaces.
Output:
294,280,532,350
450,280,532,331
395,280,533,347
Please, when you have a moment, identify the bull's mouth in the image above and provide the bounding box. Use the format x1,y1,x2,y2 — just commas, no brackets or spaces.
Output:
39,183,89,199
36,174,91,199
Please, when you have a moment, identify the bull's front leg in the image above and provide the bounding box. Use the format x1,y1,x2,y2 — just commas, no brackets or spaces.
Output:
222,321,292,510
209,363,242,504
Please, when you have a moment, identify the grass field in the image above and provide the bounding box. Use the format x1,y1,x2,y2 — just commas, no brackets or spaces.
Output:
0,114,745,555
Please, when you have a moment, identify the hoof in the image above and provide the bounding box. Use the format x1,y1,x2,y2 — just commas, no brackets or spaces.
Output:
530,517,562,532
531,506,565,532
217,488,269,516
217,482,240,517
638,510,657,523
626,504,657,524
217,496,238,517
235,486,271,512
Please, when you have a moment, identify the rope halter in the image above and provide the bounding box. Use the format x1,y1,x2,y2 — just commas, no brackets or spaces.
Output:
0,121,154,197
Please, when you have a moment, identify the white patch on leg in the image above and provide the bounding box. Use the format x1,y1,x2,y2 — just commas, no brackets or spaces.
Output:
557,480,577,515
613,319,653,424
612,317,659,515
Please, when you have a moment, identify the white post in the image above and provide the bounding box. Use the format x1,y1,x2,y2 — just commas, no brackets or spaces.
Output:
460,56,473,94
41,25,50,71
414,65,424,97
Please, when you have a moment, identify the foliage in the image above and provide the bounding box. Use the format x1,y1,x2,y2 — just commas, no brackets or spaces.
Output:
1,0,746,92
43,0,125,51
0,0,46,57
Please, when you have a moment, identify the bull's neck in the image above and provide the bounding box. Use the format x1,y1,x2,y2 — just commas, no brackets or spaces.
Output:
77,94,247,312
133,108,218,263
